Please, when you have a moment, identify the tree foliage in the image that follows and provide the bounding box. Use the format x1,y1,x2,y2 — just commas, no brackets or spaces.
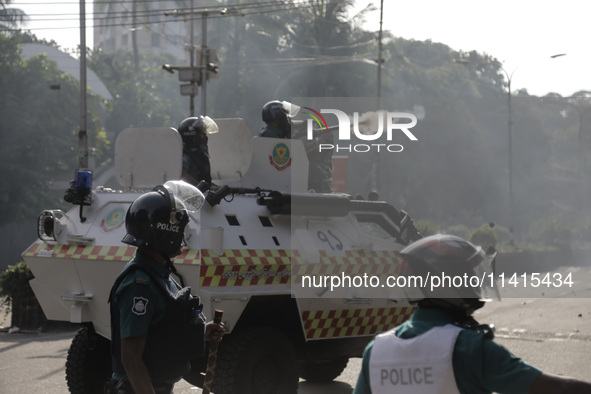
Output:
0,0,27,31
3,1,591,243
87,49,188,132
0,34,106,224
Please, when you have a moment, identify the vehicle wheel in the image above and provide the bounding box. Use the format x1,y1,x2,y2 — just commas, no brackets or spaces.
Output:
212,326,298,394
299,357,349,383
65,326,112,394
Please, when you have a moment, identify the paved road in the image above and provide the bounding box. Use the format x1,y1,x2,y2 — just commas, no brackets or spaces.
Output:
1,272,591,392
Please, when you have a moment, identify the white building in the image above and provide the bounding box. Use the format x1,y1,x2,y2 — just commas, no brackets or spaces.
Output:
92,0,198,61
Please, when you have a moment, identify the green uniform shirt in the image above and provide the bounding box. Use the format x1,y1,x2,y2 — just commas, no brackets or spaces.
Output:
113,251,181,382
354,308,542,394
260,125,287,138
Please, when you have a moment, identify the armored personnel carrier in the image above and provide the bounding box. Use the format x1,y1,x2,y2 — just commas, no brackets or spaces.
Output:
22,118,420,394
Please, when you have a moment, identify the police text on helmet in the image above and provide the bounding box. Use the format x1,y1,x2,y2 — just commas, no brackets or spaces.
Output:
156,222,180,232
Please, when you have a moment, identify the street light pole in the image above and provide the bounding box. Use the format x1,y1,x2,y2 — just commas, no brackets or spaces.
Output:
501,67,515,242
376,0,383,104
501,54,566,241
370,0,384,195
455,54,565,242
566,97,591,221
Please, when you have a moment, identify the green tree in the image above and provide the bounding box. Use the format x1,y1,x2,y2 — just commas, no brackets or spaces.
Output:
88,49,188,133
276,0,376,97
0,34,105,224
209,0,376,128
0,0,27,31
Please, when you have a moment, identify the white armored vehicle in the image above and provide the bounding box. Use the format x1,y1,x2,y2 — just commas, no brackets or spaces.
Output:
22,119,420,394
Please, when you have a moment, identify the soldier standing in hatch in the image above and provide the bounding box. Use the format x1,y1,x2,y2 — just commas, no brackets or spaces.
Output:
106,183,224,394
178,116,219,187
259,100,333,192
259,100,293,138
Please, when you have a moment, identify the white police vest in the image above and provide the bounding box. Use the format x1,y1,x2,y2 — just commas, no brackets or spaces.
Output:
369,324,462,394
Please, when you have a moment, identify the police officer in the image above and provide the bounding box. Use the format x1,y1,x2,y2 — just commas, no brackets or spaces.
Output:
259,100,333,192
107,181,224,394
259,100,293,138
354,234,591,394
178,116,219,187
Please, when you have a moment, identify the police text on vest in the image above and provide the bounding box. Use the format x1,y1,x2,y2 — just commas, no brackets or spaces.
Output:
380,367,434,386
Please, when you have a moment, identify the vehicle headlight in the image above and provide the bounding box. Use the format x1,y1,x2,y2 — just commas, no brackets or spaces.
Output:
37,210,66,242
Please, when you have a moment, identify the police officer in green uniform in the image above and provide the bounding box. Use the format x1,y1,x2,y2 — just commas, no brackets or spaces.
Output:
178,116,219,187
259,100,293,138
354,234,591,394
107,181,224,394
259,100,334,192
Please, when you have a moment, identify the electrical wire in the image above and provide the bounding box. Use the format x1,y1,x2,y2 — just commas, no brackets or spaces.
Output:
12,0,350,30
9,0,375,66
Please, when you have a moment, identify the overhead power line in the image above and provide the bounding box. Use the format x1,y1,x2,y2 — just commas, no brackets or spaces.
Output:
14,0,351,31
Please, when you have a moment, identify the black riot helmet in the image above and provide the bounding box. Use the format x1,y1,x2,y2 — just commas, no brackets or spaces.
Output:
399,234,500,316
122,181,205,257
177,116,219,148
261,100,300,138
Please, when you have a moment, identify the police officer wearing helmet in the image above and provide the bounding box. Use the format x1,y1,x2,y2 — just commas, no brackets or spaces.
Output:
354,234,591,394
107,182,224,394
259,100,334,192
260,100,293,138
178,116,219,187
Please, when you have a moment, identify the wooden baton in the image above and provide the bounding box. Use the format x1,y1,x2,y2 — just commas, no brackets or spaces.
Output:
202,309,223,394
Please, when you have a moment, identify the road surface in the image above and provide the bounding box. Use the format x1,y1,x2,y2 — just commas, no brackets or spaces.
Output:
1,270,590,392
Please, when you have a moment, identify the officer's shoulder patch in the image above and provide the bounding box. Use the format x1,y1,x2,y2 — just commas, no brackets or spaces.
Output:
132,297,149,315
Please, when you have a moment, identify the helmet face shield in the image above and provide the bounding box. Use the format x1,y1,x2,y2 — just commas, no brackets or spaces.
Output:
122,181,205,256
281,101,300,117
398,234,501,312
162,180,205,212
178,116,219,148
200,116,219,135
471,247,501,302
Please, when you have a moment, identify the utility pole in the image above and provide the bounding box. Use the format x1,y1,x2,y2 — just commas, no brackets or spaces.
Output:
454,54,565,242
499,66,515,242
200,11,208,115
164,8,229,116
189,0,195,116
78,0,88,169
371,0,384,194
376,0,383,106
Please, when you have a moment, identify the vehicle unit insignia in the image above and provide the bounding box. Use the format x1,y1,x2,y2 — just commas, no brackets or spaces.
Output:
101,207,126,232
269,143,292,170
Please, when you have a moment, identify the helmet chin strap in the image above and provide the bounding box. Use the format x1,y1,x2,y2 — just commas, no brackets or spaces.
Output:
165,256,186,288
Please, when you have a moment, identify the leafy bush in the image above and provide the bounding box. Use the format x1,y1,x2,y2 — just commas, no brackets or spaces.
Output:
445,224,470,238
0,262,34,313
415,219,440,237
530,218,574,250
469,226,497,249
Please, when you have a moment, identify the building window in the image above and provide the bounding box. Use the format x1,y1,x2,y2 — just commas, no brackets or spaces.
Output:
105,37,115,52
151,33,160,48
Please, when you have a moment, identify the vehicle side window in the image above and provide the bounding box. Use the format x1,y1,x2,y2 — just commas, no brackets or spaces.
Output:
355,214,399,243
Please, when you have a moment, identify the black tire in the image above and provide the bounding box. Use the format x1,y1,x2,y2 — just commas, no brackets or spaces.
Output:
299,357,349,383
65,326,112,394
212,326,299,394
